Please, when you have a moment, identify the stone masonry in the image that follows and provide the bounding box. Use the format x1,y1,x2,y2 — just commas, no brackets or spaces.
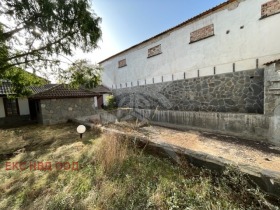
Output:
40,97,96,125
114,69,264,114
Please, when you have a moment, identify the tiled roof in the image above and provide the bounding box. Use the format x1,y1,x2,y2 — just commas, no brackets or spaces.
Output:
0,82,102,99
0,81,56,95
29,84,99,99
99,0,236,64
264,59,280,66
0,81,13,95
92,85,111,93
29,84,58,94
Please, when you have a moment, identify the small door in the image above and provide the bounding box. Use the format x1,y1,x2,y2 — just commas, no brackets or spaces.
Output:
28,99,39,120
97,95,103,109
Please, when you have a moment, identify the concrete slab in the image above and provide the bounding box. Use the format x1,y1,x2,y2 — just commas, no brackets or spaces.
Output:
95,123,280,198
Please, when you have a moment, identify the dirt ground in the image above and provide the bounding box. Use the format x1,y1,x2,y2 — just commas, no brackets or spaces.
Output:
108,122,280,173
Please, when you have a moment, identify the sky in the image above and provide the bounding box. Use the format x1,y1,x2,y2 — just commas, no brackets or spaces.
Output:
76,0,227,64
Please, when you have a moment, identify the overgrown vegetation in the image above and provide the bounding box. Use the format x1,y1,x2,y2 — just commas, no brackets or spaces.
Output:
0,124,279,210
105,95,117,110
57,59,102,89
0,67,46,97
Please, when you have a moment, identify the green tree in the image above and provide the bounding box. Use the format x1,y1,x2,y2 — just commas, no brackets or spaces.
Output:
105,95,117,110
1,67,47,97
0,0,102,80
0,25,9,73
58,59,102,89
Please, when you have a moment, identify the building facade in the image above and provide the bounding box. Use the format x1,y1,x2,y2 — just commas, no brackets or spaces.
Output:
99,0,280,145
100,0,280,90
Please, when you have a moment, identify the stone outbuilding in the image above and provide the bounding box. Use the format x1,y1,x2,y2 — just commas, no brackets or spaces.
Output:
29,84,102,125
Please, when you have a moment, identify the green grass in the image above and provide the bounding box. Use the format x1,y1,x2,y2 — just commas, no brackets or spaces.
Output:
0,123,279,210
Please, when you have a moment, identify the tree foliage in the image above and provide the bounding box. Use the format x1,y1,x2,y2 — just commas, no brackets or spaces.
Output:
0,0,102,73
58,59,101,89
1,67,47,97
105,95,117,110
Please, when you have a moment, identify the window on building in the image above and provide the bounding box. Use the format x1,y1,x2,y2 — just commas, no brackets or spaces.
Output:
261,0,280,19
148,45,162,58
3,98,19,116
118,59,127,68
190,24,214,43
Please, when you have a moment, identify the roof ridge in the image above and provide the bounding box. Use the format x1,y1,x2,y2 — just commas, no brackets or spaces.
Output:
44,84,61,91
79,87,96,92
79,84,107,92
31,84,60,96
55,84,95,92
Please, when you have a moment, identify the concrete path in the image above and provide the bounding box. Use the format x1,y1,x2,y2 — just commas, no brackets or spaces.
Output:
101,122,280,197
141,125,280,173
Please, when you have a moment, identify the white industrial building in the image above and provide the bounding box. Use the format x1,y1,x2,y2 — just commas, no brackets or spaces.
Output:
100,0,280,89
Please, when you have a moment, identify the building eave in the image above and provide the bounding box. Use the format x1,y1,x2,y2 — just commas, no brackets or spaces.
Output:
29,95,99,100
264,59,280,66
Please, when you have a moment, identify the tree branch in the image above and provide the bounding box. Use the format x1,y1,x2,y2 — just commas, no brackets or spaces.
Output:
2,27,25,39
4,30,77,62
0,58,64,72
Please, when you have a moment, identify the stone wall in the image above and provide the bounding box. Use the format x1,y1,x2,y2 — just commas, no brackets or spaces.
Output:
114,69,264,114
40,97,96,125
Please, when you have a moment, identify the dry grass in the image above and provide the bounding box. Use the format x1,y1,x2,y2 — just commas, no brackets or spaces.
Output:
0,123,279,210
0,123,95,155
94,134,129,173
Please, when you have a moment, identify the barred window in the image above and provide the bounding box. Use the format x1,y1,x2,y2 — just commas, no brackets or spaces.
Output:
3,98,19,116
